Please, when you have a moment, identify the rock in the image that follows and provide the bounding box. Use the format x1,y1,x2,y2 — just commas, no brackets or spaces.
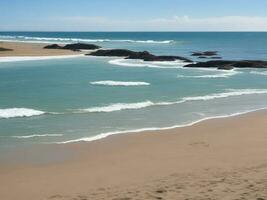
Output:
191,51,218,57
62,43,100,50
43,44,62,49
198,56,207,59
211,56,222,59
43,43,100,51
88,49,193,62
0,47,13,51
184,60,267,70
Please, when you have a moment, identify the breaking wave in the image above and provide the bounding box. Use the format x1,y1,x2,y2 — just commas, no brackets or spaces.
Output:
77,101,155,113
75,89,267,113
90,80,150,86
0,35,174,44
108,58,187,69
250,71,267,76
0,108,46,119
177,71,240,78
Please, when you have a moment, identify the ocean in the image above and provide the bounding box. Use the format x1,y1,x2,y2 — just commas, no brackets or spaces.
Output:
0,32,267,151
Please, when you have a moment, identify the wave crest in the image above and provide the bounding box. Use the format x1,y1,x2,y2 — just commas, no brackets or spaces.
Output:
109,58,187,69
0,35,173,44
77,101,155,113
90,80,150,86
0,108,45,119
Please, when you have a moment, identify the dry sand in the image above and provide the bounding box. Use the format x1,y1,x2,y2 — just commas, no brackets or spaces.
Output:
0,41,80,56
0,111,267,200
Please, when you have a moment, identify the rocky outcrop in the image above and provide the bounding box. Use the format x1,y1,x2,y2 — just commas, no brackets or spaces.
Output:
88,49,193,62
62,43,100,50
0,47,13,51
184,60,267,70
44,43,100,51
191,51,218,57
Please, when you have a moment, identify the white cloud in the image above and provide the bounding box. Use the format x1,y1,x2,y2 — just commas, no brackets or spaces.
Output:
1,15,267,31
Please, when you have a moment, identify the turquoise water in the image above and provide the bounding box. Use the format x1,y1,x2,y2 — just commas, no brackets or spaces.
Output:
0,32,267,150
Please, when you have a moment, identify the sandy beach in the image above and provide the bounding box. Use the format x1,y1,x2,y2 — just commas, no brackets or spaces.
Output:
0,110,267,200
0,41,80,57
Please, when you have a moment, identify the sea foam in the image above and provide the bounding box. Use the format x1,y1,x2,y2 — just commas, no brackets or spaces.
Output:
177,71,240,79
75,89,267,113
0,35,174,44
0,108,45,119
12,134,63,139
77,101,155,113
108,58,187,69
90,80,150,86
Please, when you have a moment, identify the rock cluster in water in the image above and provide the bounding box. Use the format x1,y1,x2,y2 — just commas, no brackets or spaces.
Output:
191,51,222,59
43,43,267,70
88,49,193,62
44,43,100,51
184,60,267,70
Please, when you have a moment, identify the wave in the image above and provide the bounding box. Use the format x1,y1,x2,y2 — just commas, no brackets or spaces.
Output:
0,55,84,63
108,58,187,69
58,107,267,144
90,80,150,86
12,134,63,139
75,89,267,114
0,108,46,119
250,71,267,76
0,35,173,44
177,71,240,79
77,101,155,113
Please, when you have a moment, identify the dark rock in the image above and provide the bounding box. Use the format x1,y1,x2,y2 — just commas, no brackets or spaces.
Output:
89,49,136,57
211,56,222,59
0,47,13,51
198,56,207,59
88,49,193,62
62,43,100,50
43,44,62,49
184,60,267,70
191,51,218,57
43,43,100,51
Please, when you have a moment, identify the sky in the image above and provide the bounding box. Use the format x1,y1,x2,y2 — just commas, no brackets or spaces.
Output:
1,0,267,31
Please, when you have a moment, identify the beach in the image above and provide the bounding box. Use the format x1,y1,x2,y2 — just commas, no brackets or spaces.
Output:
0,110,267,200
0,41,80,56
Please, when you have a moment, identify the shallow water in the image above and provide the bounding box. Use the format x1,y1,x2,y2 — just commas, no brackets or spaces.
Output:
0,32,267,150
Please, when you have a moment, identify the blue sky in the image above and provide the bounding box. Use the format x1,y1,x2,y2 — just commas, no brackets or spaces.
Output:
1,0,267,31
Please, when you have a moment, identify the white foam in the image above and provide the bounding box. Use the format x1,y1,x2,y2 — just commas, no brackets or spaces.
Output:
90,80,150,86
12,134,63,139
74,89,267,114
58,107,267,144
0,54,84,63
77,101,155,113
0,35,174,44
183,89,267,101
250,71,267,76
108,58,187,69
0,108,45,119
177,71,240,78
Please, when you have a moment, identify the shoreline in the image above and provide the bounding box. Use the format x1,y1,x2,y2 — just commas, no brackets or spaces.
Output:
58,107,267,144
1,110,267,199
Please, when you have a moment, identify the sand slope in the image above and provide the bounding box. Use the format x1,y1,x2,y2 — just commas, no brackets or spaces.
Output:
0,111,267,200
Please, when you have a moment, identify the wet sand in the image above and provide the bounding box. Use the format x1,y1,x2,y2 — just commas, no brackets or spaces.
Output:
0,111,267,200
